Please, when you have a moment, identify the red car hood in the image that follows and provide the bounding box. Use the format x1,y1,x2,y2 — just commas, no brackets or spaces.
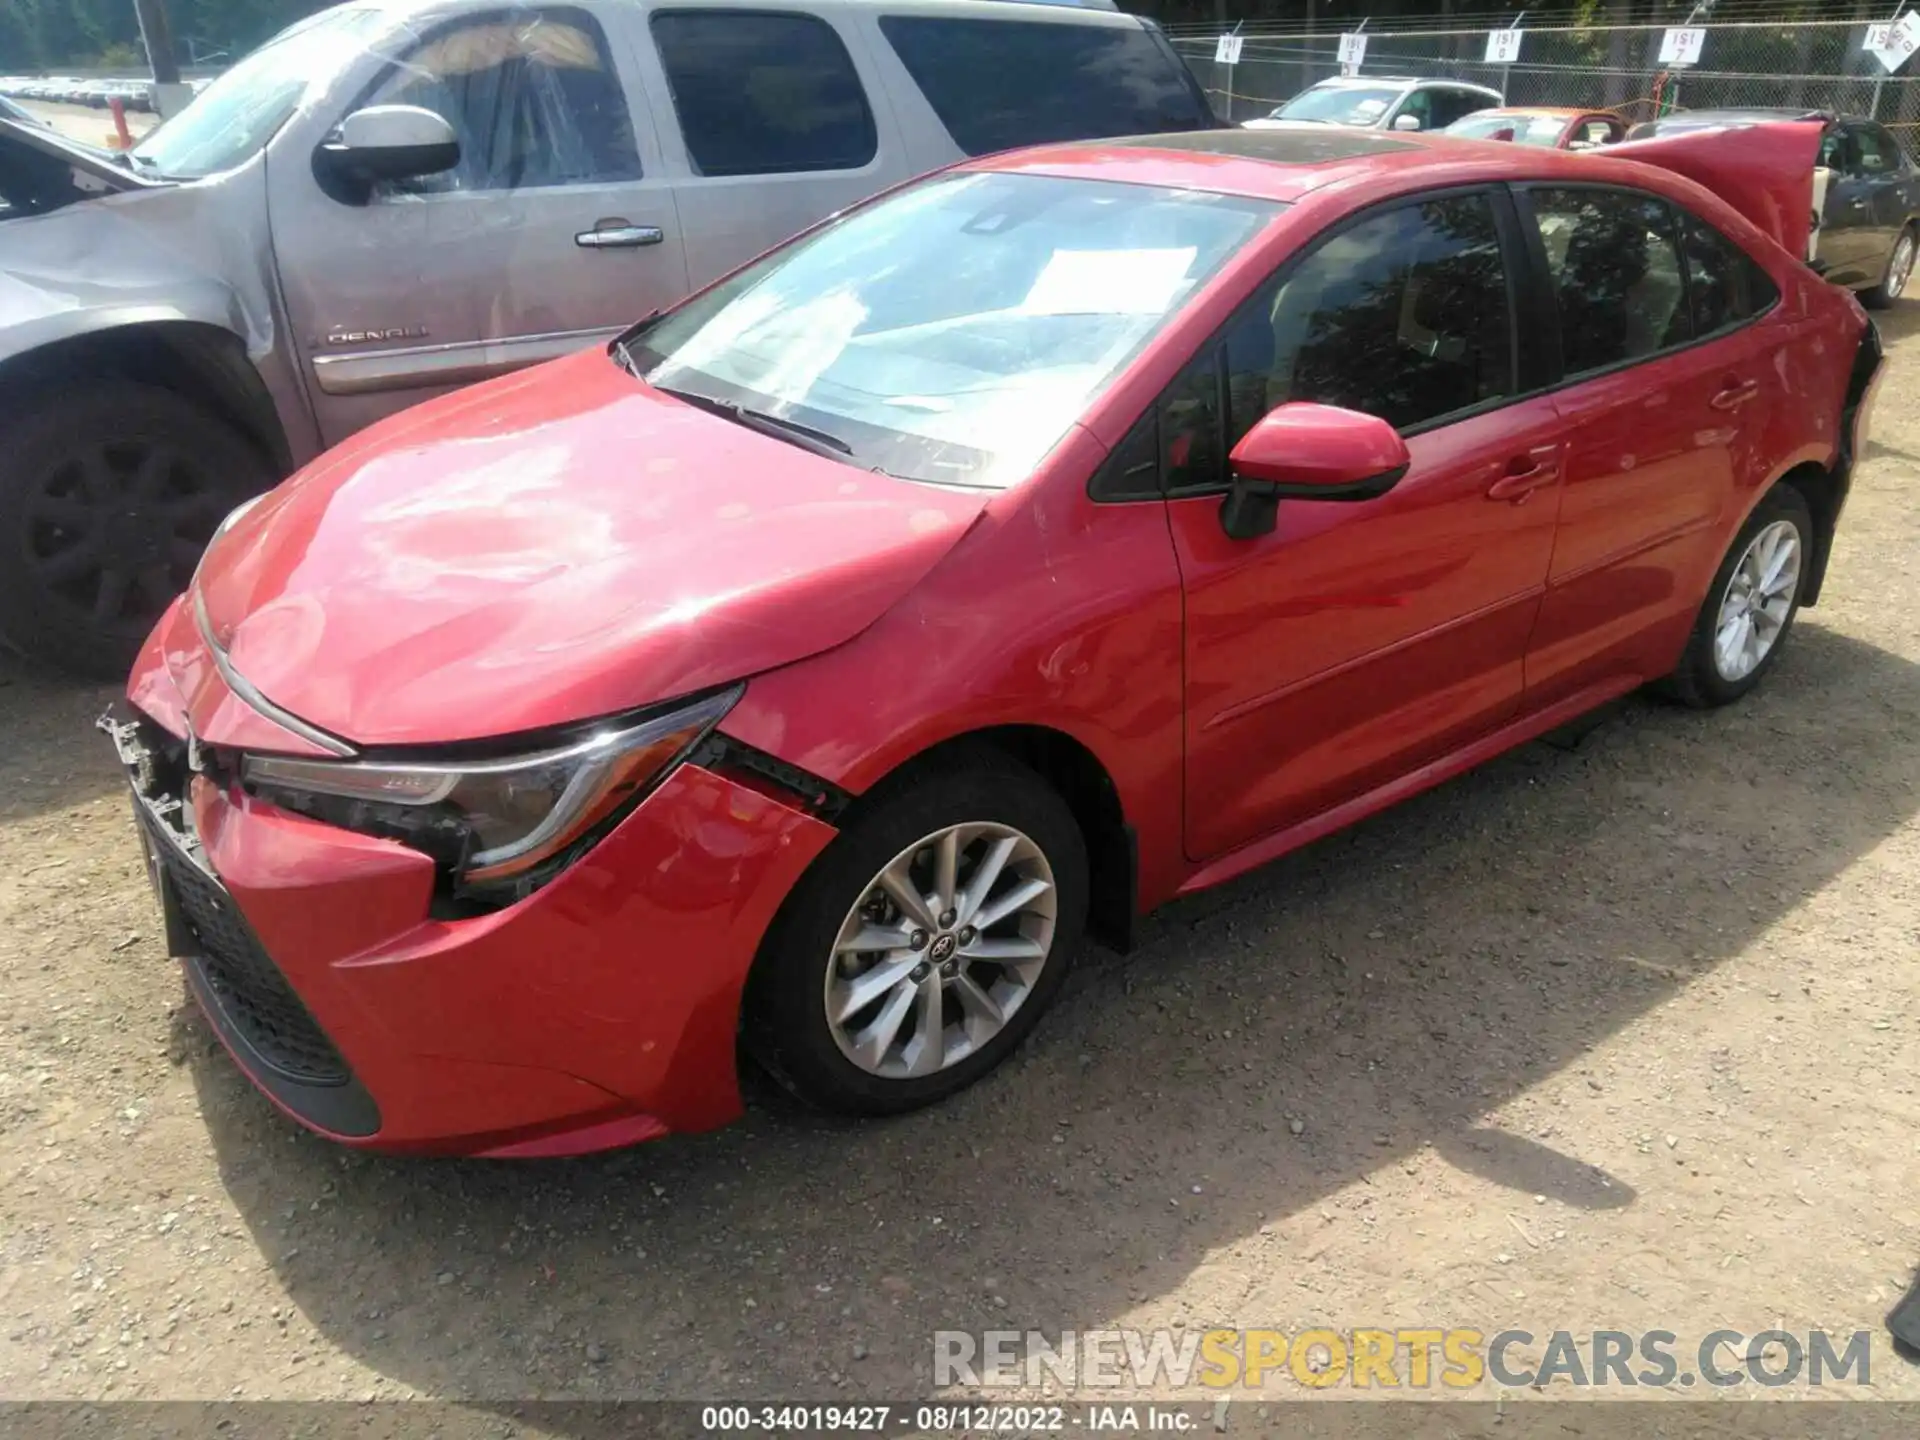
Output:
1613,118,1823,260
191,349,989,748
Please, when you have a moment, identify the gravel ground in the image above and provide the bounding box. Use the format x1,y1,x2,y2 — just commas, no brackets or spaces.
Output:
2,308,1919,1416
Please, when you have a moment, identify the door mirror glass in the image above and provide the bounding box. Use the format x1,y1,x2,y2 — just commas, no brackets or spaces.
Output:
1392,113,1424,132
314,105,459,198
1219,403,1409,539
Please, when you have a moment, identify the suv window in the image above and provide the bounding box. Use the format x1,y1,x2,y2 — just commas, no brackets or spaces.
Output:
1394,89,1435,130
652,10,876,177
1681,215,1779,336
365,8,642,192
1427,88,1488,129
1528,188,1687,376
1120,193,1513,497
878,16,1211,157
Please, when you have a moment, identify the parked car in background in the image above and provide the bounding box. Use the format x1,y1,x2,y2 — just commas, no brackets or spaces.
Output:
1245,76,1501,133
1444,106,1626,150
0,0,1217,678
108,119,1877,1156
1628,108,1919,305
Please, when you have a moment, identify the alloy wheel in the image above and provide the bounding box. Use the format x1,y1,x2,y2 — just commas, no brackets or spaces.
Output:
1890,232,1916,300
1713,518,1801,683
824,823,1057,1080
24,439,225,634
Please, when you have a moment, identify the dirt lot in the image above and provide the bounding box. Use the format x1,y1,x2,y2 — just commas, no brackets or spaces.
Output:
3,311,1919,1417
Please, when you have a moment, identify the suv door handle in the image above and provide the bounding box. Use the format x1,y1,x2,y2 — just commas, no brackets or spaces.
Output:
1486,447,1561,503
576,223,664,250
1710,379,1761,411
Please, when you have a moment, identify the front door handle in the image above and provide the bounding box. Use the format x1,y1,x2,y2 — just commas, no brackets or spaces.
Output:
1710,379,1761,411
1486,447,1561,503
576,222,664,250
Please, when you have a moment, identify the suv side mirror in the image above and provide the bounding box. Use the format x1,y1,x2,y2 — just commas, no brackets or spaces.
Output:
1392,113,1424,132
313,105,459,201
1218,403,1411,540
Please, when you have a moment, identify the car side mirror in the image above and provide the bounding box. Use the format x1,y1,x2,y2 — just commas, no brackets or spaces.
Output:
1488,126,1516,143
1392,114,1424,132
1218,403,1411,541
313,105,459,202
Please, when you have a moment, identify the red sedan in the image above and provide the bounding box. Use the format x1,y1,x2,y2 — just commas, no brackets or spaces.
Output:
111,122,1880,1156
1444,106,1629,150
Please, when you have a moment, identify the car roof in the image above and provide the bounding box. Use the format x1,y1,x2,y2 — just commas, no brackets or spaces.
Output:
970,125,1699,206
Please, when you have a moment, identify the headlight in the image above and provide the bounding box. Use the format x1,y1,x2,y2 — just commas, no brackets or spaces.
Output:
241,686,740,897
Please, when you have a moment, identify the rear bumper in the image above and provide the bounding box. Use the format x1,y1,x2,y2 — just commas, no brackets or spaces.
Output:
106,698,836,1157
1804,315,1883,609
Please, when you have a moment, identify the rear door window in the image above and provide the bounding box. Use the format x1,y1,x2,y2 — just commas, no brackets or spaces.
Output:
1680,214,1779,336
1526,188,1689,376
651,9,876,176
878,16,1211,156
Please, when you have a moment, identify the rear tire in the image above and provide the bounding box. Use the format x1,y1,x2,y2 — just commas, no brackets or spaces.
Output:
1862,223,1915,310
743,750,1087,1117
1659,483,1813,709
0,382,272,678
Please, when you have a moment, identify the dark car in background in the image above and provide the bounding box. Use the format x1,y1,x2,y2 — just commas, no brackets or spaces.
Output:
1629,108,1919,305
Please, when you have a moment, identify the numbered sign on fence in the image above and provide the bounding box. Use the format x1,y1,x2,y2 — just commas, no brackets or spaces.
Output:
1337,32,1369,72
1658,26,1706,67
1213,33,1244,67
1484,29,1524,65
1867,10,1920,75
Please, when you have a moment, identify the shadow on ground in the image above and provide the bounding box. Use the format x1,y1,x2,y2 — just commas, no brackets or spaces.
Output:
179,621,1920,1404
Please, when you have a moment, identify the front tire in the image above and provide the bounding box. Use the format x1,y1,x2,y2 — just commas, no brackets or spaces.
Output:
1862,223,1916,310
0,381,272,679
1660,483,1812,709
743,750,1087,1117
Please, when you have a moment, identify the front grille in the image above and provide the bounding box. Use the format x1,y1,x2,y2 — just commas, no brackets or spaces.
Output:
149,827,350,1085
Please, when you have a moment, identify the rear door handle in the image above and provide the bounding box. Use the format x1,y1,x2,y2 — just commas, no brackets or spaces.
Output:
1710,379,1761,411
1486,447,1561,503
576,223,664,250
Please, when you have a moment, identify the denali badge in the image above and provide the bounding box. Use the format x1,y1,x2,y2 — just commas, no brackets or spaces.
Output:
321,325,429,347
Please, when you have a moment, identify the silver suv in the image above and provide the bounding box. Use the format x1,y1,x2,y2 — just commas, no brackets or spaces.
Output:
1245,76,1503,133
0,0,1214,675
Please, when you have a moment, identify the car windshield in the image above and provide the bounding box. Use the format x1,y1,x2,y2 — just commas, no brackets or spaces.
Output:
1449,112,1567,146
628,172,1279,490
1274,85,1404,126
130,6,384,180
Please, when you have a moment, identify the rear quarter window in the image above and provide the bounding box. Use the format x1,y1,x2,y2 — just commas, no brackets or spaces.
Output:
1680,214,1779,336
878,15,1212,157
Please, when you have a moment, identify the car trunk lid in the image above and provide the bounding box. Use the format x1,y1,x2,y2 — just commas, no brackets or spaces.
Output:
1612,118,1825,260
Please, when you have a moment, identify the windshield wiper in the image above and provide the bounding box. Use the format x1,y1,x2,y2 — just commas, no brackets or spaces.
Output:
653,384,854,461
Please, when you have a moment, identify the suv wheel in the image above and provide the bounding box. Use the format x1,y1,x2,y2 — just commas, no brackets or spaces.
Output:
0,382,272,678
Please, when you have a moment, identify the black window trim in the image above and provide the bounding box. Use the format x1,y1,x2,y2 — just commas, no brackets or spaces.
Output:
1090,182,1534,504
1507,178,1782,398
650,6,879,178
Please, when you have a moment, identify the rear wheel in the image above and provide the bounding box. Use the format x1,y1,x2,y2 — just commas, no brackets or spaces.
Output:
1862,223,1916,309
743,751,1087,1117
1660,483,1812,709
0,382,271,678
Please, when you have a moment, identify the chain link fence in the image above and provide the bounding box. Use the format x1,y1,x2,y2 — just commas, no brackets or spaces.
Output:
1172,19,1920,142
